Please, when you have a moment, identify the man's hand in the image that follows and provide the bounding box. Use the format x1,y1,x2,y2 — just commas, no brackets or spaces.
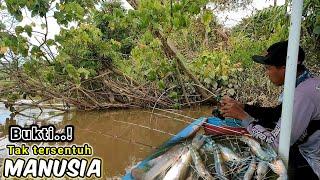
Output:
220,96,249,120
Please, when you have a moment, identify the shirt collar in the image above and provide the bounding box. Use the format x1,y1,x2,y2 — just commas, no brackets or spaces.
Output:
278,69,312,103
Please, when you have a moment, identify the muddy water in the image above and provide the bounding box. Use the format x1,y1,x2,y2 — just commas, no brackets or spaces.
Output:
0,102,212,178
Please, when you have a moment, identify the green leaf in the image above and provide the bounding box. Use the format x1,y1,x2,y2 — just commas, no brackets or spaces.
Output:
173,103,181,109
65,64,80,81
46,39,55,46
227,88,236,96
15,11,23,21
31,46,41,56
202,11,213,26
188,4,201,14
147,69,157,81
77,67,90,79
0,22,5,30
313,25,320,34
41,23,46,29
15,26,24,35
158,80,165,90
169,91,178,99
24,25,32,37
44,70,55,83
204,78,211,84
172,18,181,28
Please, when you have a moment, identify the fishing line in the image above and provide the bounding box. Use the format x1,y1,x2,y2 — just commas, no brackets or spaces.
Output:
77,127,157,149
151,107,195,120
149,108,250,136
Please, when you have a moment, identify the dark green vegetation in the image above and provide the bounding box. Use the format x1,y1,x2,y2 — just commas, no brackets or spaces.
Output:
0,0,319,110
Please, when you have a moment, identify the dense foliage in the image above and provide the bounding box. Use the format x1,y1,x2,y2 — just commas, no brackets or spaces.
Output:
0,0,319,109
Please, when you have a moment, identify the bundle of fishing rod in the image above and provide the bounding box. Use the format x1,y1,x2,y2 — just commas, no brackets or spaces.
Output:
131,134,287,180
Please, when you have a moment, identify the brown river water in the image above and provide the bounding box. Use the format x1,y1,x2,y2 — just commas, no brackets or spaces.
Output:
0,102,213,178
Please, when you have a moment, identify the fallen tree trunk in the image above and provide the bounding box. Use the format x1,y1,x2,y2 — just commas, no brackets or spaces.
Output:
154,30,211,100
125,0,211,100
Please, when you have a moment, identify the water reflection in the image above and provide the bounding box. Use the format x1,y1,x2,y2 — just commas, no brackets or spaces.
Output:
0,102,212,177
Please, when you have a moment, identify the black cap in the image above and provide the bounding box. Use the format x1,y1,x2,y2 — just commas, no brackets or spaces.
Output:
252,40,305,66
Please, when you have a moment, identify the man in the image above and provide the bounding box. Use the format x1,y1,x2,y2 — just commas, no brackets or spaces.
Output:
220,40,320,179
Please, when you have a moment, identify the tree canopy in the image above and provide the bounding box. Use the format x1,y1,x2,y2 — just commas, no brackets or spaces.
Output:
0,0,319,110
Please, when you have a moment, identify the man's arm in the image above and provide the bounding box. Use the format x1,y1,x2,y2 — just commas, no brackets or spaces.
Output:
244,104,282,128
242,91,315,147
220,96,281,128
